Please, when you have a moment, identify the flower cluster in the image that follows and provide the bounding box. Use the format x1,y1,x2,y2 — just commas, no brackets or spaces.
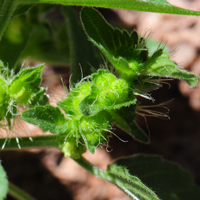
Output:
0,62,47,128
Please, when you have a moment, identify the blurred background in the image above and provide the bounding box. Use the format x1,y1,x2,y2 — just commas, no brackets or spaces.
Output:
1,0,200,199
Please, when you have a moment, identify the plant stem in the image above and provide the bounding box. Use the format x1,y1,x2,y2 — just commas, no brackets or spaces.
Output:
73,156,106,177
74,156,157,199
0,0,19,40
73,156,111,183
0,135,65,150
8,182,36,200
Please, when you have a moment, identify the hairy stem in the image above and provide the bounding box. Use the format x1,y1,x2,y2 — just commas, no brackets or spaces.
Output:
73,157,114,191
0,135,65,149
73,156,106,177
8,182,36,200
0,0,19,40
74,156,158,199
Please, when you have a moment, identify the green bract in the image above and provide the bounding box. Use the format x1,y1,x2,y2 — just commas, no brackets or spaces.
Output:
0,63,48,128
22,68,148,156
79,70,133,116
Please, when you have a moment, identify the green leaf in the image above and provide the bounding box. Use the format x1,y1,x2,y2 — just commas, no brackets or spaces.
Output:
21,0,200,16
62,6,103,84
116,155,200,200
0,162,8,199
143,49,199,87
109,105,149,143
21,105,67,134
81,7,148,79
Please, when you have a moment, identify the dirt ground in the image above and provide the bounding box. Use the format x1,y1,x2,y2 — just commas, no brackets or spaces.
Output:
1,1,200,199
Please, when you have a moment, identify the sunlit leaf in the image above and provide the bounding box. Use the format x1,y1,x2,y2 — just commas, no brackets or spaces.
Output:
143,49,199,87
21,105,67,134
21,0,200,15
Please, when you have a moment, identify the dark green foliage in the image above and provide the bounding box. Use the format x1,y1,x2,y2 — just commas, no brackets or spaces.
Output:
116,155,200,200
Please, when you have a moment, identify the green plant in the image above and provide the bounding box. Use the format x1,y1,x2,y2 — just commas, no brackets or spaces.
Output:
0,1,200,200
